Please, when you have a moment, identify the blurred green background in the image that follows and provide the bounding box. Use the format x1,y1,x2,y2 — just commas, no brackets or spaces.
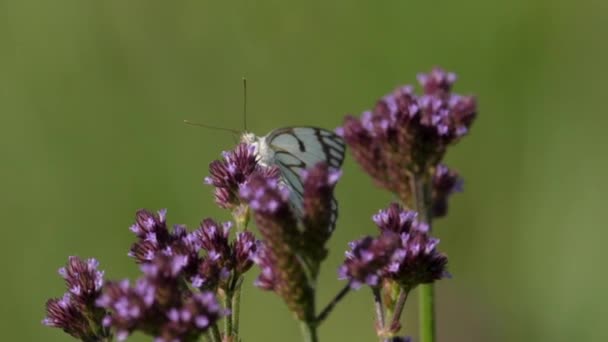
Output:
2,0,607,341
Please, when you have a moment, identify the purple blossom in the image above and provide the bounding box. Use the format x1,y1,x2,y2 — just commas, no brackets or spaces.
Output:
234,231,257,274
432,164,464,218
240,173,315,320
129,209,183,264
43,257,109,340
373,203,429,234
338,67,476,204
251,241,277,291
43,294,102,341
340,204,449,291
156,292,227,341
58,256,104,306
96,279,157,341
338,233,400,289
206,143,280,209
386,230,449,290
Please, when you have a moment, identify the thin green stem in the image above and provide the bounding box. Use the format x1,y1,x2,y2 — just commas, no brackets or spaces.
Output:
231,277,243,337
315,283,351,324
388,289,408,335
372,287,386,331
419,284,435,342
299,321,318,342
208,323,222,342
223,290,233,338
410,173,435,342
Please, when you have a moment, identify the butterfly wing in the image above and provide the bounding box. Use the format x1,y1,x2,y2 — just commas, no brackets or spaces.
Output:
266,127,345,232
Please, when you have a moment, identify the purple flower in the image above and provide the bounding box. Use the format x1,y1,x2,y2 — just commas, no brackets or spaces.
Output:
338,67,476,204
432,164,463,218
190,219,232,261
386,230,449,291
96,279,157,341
58,256,104,307
372,203,428,234
206,143,280,209
43,294,103,341
156,292,227,341
129,209,176,264
43,257,109,340
240,173,315,320
251,241,277,291
234,231,257,274
340,204,449,291
338,233,400,289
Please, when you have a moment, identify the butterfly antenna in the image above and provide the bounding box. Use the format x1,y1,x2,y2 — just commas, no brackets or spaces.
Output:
183,120,241,134
242,77,248,132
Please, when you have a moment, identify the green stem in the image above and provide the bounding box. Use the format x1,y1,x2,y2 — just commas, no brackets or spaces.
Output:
419,284,435,342
231,277,243,337
388,289,408,335
208,323,222,342
410,173,435,342
299,321,318,342
372,287,386,341
315,283,351,324
223,290,233,338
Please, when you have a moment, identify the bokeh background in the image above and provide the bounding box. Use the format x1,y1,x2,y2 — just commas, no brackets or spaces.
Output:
2,1,607,341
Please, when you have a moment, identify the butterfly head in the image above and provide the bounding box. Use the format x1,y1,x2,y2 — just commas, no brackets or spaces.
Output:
240,132,257,145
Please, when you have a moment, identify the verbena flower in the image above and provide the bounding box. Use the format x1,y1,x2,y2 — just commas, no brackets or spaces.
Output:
338,67,476,204
43,256,109,341
240,162,342,320
96,279,157,341
240,173,313,320
377,204,449,290
156,292,227,342
205,143,280,209
432,164,463,218
339,204,449,291
338,233,400,289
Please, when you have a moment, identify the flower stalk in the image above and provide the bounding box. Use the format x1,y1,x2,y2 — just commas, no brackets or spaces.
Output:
411,173,435,342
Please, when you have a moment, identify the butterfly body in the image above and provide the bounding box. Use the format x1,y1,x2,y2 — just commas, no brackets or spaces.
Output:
241,127,346,231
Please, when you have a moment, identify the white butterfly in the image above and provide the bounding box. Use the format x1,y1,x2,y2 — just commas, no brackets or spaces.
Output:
241,127,346,232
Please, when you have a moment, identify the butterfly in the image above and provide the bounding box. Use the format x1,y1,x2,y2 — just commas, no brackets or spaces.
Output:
241,127,346,232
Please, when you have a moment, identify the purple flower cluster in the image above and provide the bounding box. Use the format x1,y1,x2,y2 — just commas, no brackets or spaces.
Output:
339,204,448,291
338,67,476,204
43,257,109,341
45,209,253,341
97,210,244,341
205,143,280,209
96,279,225,341
432,164,464,218
240,163,341,321
128,209,257,292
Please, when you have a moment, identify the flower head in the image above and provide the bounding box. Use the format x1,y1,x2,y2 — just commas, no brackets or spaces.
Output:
240,173,314,320
96,279,157,341
156,292,227,342
206,143,280,209
338,67,476,204
432,164,463,218
43,257,109,340
43,294,101,341
372,203,428,234
338,233,400,289
339,204,449,291
233,231,257,274
58,256,105,307
386,230,449,290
